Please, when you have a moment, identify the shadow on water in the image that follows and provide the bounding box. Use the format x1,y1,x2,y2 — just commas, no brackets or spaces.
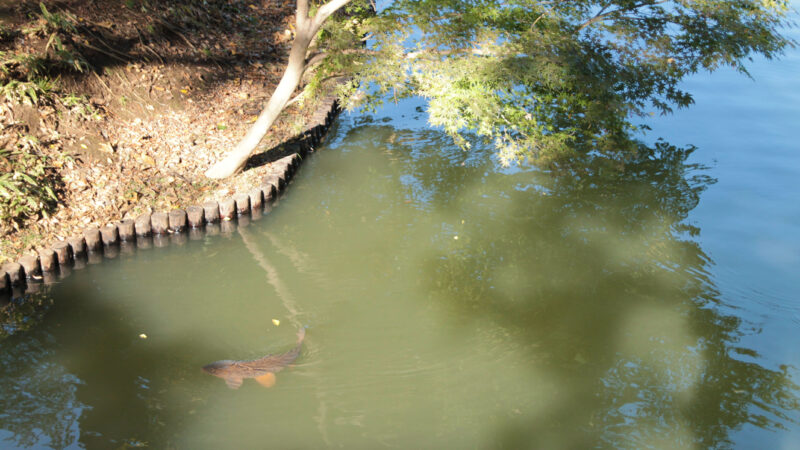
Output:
340,120,799,448
0,272,205,448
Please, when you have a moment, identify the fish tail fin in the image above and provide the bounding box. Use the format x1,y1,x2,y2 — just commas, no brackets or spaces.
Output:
297,326,306,344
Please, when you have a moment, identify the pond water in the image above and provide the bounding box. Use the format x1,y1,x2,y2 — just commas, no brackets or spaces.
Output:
2,22,800,450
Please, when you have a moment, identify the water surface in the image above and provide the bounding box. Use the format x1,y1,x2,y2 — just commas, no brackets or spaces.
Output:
1,21,800,450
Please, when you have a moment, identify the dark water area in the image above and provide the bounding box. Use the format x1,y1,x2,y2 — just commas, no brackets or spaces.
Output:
2,14,800,450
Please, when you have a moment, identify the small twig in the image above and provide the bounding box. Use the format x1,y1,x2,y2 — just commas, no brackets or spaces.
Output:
91,70,112,94
79,27,132,60
154,18,197,51
286,90,306,107
81,42,128,63
132,24,163,64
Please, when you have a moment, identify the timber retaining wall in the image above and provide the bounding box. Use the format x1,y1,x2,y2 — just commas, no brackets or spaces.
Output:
0,95,342,301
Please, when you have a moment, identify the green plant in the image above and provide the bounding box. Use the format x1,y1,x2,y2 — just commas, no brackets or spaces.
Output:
0,24,13,42
0,139,60,231
0,78,55,105
46,34,89,72
61,93,101,120
38,3,77,34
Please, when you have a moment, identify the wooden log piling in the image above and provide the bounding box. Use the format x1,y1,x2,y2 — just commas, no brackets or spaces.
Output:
265,173,284,193
187,206,205,228
2,262,23,287
118,219,136,241
84,228,102,252
249,188,263,210
0,272,8,294
19,254,41,279
135,213,152,236
169,209,187,232
219,198,236,220
53,241,73,265
203,201,220,223
234,194,250,216
151,212,169,234
67,237,87,258
38,248,58,273
101,224,120,246
260,184,276,203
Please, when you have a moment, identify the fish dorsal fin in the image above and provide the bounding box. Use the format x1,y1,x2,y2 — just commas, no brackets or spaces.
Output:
255,372,276,388
225,376,244,389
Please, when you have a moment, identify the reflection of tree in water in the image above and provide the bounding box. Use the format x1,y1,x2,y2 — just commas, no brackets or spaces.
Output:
0,291,54,339
0,324,84,449
362,126,800,448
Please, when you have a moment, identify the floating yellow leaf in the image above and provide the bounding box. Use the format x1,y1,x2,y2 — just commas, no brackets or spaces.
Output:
139,333,147,339
272,319,280,326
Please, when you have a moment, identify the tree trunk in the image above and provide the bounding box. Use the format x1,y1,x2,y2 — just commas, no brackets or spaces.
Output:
204,31,313,179
204,0,352,179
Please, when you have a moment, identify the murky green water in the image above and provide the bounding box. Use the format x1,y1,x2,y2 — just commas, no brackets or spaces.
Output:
3,25,800,450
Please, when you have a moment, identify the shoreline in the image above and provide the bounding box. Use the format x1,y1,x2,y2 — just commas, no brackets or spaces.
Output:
1,93,342,300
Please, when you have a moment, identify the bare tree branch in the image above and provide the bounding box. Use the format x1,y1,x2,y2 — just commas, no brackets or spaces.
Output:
577,0,668,31
314,0,353,28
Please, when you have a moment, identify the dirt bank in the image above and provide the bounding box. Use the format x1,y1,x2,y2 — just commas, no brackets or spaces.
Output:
1,0,323,263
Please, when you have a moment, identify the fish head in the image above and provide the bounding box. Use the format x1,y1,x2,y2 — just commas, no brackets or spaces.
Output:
202,360,236,377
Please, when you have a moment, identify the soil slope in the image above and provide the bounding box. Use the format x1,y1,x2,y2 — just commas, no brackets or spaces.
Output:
1,0,319,262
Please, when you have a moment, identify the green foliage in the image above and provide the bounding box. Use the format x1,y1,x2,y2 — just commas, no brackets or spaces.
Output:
0,24,13,42
38,3,77,34
0,139,60,232
318,0,794,166
60,93,101,120
14,2,87,74
44,34,89,73
0,78,54,105
0,292,53,339
0,2,92,110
